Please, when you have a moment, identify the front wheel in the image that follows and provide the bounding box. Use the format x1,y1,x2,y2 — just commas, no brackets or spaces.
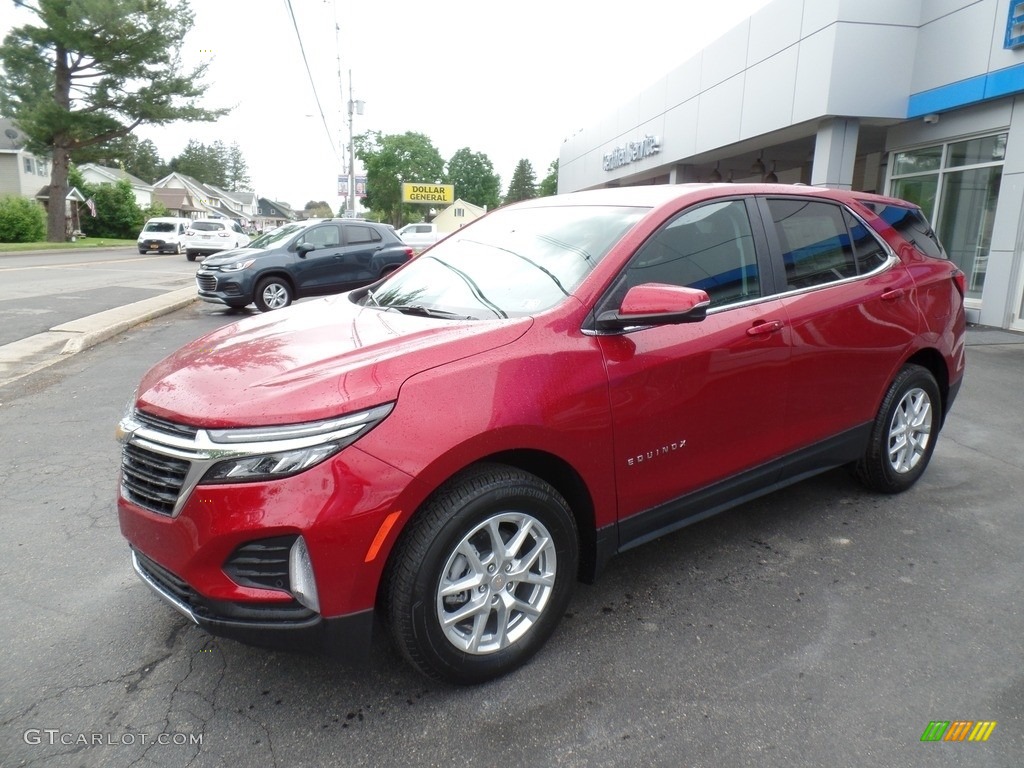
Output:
254,276,293,312
384,464,578,684
854,364,941,493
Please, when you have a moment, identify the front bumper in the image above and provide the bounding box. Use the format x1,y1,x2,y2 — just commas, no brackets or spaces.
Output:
195,271,253,305
118,442,414,656
132,548,374,658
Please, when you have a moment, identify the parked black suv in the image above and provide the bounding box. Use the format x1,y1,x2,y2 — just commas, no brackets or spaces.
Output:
195,219,414,311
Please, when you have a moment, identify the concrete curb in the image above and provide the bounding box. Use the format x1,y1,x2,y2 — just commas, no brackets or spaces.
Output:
0,287,197,389
55,287,198,355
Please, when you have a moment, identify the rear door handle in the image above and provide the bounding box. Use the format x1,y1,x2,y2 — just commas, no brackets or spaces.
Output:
746,319,784,336
881,288,906,301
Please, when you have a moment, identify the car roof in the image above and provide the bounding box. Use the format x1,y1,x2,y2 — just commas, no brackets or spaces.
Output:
510,183,920,212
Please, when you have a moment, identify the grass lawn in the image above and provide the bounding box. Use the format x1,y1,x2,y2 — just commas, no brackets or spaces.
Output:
0,238,137,253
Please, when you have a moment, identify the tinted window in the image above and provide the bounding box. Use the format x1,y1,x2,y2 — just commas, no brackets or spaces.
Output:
861,202,946,260
625,199,760,308
843,210,889,274
192,221,226,232
346,225,381,245
768,199,857,290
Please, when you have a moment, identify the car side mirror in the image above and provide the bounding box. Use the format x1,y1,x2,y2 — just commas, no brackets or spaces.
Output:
595,283,711,331
296,242,315,258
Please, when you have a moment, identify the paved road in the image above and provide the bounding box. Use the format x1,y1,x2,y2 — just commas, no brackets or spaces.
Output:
0,248,196,346
0,301,1021,767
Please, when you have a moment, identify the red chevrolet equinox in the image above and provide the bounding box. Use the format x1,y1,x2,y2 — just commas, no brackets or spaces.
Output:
117,184,965,684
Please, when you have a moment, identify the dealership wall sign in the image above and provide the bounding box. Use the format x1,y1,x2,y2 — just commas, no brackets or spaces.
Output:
603,135,661,171
402,183,455,204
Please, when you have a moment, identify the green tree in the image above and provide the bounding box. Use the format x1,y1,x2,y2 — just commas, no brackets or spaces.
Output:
0,195,47,242
538,159,559,197
356,131,445,227
445,148,500,210
303,200,332,218
81,177,144,238
225,142,251,192
75,133,167,183
0,0,229,242
505,159,538,203
169,139,228,187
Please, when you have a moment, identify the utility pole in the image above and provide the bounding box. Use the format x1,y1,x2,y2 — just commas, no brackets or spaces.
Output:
347,69,364,218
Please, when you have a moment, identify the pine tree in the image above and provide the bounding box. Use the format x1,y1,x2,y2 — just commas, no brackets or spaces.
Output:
505,159,538,204
0,0,228,241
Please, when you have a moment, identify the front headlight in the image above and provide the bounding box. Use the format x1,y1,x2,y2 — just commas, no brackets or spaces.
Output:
199,403,393,484
219,259,255,272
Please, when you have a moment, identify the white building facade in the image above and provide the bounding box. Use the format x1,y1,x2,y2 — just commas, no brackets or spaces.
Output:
558,0,1024,330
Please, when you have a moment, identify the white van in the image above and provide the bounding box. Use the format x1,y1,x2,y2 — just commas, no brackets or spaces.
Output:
137,217,191,255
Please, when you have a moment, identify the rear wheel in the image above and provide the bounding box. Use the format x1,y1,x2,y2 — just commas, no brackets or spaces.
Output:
384,463,578,684
186,251,198,262
854,364,941,493
254,276,293,312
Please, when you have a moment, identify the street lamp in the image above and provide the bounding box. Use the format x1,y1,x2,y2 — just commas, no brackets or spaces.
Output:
346,69,364,218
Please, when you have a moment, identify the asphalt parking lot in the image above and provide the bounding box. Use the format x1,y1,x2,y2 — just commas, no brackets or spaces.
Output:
0,302,1021,767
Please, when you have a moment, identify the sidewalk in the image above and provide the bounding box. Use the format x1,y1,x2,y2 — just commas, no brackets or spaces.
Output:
0,287,197,389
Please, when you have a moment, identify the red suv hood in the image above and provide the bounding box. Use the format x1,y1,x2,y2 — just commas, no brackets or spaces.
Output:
136,295,532,427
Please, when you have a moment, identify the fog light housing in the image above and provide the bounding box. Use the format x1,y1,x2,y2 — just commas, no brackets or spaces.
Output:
289,536,320,613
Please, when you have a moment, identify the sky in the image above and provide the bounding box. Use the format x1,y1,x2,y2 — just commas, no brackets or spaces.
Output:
1,0,774,211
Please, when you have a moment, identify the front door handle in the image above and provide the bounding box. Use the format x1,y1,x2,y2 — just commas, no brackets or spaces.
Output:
881,288,906,301
746,319,784,336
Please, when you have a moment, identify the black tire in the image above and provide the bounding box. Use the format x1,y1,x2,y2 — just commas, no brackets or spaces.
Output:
854,364,941,493
175,241,184,255
137,248,147,254
384,463,578,684
186,251,198,262
254,276,293,312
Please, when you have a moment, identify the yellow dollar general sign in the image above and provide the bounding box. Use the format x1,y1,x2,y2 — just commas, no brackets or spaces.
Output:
921,721,997,742
402,183,454,204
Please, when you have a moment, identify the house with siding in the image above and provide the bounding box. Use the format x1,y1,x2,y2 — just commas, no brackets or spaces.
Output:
77,163,154,208
0,117,50,199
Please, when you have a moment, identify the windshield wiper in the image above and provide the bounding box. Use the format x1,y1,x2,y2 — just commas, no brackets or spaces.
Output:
384,304,477,320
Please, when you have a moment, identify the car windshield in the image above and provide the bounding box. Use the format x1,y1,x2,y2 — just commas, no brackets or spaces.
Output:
144,222,176,233
366,205,646,319
247,223,307,250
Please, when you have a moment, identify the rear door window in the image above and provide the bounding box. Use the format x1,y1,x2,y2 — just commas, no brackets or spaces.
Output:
344,225,382,245
765,199,890,291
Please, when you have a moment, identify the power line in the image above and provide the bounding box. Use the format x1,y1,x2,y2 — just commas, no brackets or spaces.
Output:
282,0,340,164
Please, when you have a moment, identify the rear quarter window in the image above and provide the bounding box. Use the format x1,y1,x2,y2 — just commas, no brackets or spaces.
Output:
860,202,946,260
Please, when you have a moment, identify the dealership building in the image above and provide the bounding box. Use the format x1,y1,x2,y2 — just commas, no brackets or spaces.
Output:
558,0,1024,330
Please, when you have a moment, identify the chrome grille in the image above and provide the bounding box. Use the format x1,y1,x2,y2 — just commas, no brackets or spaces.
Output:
134,410,198,440
196,273,218,292
121,443,190,516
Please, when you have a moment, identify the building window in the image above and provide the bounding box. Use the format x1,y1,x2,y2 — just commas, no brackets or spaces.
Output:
889,133,1006,300
23,156,34,174
454,207,465,218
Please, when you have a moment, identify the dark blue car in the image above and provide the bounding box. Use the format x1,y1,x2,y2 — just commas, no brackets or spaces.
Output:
195,219,414,311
